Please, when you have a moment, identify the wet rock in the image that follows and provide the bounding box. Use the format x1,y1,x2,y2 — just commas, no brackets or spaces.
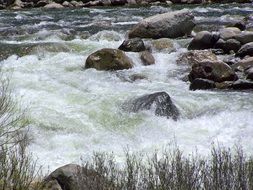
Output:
188,31,220,50
231,80,253,90
128,10,195,39
189,60,237,82
215,38,241,54
140,51,155,65
231,57,253,71
126,92,180,120
70,0,83,6
235,31,253,45
246,67,253,80
44,2,64,8
177,50,217,66
44,164,81,190
190,78,216,90
236,42,253,58
151,38,175,52
85,48,133,71
219,27,241,40
118,38,146,52
62,1,73,7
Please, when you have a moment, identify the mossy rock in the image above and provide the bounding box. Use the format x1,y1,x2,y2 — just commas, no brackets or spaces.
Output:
85,48,133,71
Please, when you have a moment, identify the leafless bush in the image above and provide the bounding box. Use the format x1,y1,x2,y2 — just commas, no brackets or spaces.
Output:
0,73,43,190
78,146,253,190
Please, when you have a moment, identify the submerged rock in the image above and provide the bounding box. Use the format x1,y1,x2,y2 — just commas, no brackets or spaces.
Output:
151,38,175,52
125,92,180,120
140,51,155,65
118,38,146,52
128,10,195,39
231,80,253,90
189,60,237,82
188,31,220,50
85,48,133,71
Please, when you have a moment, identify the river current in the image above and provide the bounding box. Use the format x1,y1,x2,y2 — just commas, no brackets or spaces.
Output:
0,4,253,170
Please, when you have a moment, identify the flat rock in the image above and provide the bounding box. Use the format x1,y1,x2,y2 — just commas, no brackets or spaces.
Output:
128,10,195,39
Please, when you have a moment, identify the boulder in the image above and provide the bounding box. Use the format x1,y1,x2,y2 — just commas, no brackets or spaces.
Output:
236,42,253,58
235,31,253,45
177,50,217,66
85,48,133,71
188,31,220,50
44,2,64,8
118,38,146,52
42,179,62,190
151,38,175,52
190,78,216,90
232,21,246,31
111,0,127,5
215,38,241,54
128,10,195,39
215,81,233,89
231,57,253,71
44,164,81,190
219,27,241,40
125,92,180,120
140,51,155,65
189,60,237,82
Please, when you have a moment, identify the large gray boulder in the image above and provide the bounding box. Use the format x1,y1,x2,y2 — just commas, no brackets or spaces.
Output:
189,60,237,82
128,10,195,39
85,48,133,71
125,92,180,120
188,31,220,50
235,31,253,45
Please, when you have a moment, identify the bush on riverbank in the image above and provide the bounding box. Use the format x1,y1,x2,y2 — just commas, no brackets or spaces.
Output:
0,74,43,190
74,146,253,190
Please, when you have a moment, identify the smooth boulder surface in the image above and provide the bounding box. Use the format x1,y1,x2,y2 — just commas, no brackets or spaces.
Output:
189,60,237,82
85,48,133,71
219,27,241,40
118,38,146,52
128,10,195,39
188,31,220,50
125,92,180,120
236,42,253,58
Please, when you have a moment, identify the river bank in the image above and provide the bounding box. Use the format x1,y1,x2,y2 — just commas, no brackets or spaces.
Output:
0,0,252,10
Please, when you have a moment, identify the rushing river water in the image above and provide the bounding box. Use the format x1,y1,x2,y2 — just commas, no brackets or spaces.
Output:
1,4,253,171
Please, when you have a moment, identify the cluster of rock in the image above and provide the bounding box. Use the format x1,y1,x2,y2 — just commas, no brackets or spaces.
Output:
0,0,252,9
84,10,192,120
182,18,253,90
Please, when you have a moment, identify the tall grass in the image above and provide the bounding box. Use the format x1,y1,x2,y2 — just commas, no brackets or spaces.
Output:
77,146,253,190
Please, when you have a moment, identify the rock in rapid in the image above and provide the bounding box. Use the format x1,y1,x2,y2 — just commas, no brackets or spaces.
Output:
128,10,195,39
85,48,133,71
125,92,180,120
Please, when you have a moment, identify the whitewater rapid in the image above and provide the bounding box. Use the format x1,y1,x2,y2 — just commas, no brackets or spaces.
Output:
1,5,253,171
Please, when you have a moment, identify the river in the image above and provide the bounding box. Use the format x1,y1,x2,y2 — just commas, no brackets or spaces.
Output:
0,4,253,171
